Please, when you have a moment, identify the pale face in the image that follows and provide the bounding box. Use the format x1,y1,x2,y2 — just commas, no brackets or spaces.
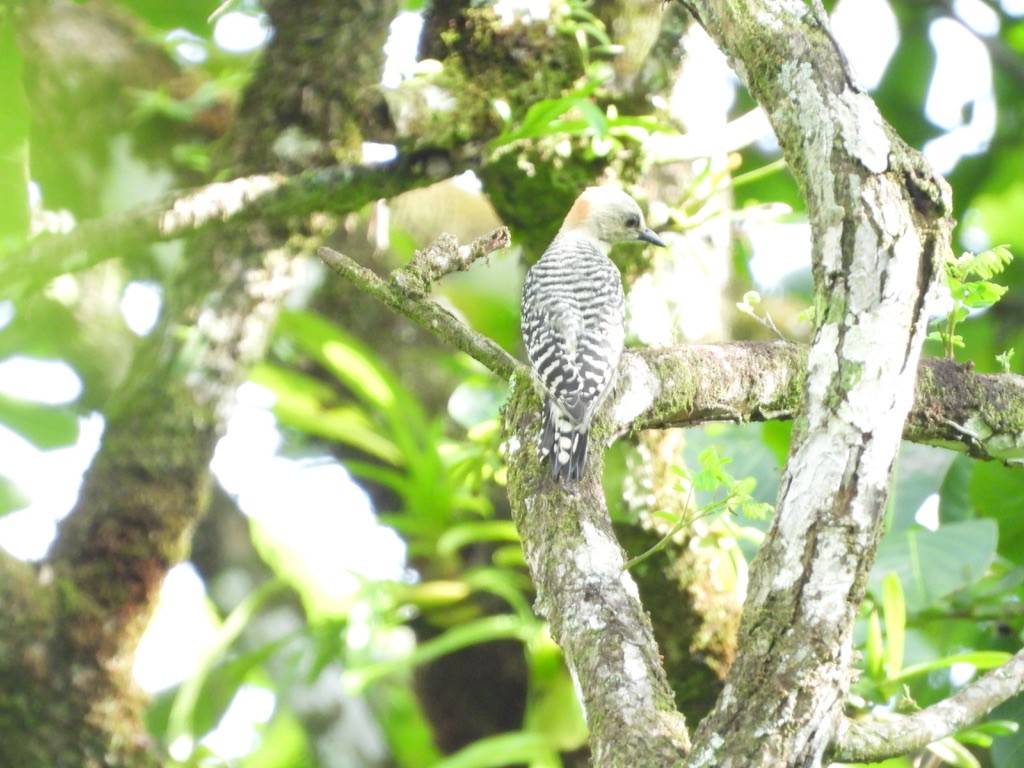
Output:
561,187,666,248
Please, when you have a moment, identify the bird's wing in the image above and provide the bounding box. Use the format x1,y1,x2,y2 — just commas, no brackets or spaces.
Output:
573,289,625,425
521,240,625,427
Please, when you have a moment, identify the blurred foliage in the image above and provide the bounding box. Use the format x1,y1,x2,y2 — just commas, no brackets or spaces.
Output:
0,11,29,246
5,0,1024,766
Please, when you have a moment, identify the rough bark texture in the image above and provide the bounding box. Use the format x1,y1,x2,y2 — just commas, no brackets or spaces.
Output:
619,346,1024,464
835,647,1024,762
505,378,691,767
680,0,955,765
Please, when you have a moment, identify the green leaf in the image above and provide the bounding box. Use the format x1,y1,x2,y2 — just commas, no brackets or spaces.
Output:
436,520,520,560
869,520,998,613
271,313,448,497
0,15,30,243
840,759,913,768
956,720,1020,749
463,568,534,618
0,474,29,516
491,544,526,568
345,615,536,691
491,97,576,146
342,459,408,495
950,306,971,323
889,444,955,531
970,462,1024,562
112,0,224,35
740,501,773,520
401,580,472,609
761,421,793,465
290,405,401,464
938,455,973,524
925,736,981,768
604,114,678,133
865,608,884,680
371,679,442,768
0,394,79,450
882,573,906,680
957,280,1007,309
188,657,275,740
996,348,1016,373
992,691,1024,768
971,720,1020,736
433,732,556,768
891,650,1012,682
519,97,577,134
574,99,607,138
241,709,313,768
926,329,965,349
967,245,1013,280
252,362,404,463
276,310,398,411
167,580,291,752
525,664,587,751
248,362,336,407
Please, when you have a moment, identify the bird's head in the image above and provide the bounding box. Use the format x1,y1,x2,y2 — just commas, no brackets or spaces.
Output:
560,186,667,250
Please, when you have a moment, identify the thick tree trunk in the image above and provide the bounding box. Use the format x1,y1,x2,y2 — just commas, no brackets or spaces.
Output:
0,1,397,764
682,0,954,764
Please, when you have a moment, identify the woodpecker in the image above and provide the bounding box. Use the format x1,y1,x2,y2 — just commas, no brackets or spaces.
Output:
521,186,667,483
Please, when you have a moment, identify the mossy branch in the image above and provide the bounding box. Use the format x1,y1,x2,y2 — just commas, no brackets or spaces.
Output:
318,228,520,380
614,345,1024,464
834,648,1024,762
306,246,1024,466
2,149,475,299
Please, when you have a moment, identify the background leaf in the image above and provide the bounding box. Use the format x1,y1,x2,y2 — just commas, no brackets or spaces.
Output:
869,520,998,614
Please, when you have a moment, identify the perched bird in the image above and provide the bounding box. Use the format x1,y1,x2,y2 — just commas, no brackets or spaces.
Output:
521,186,667,483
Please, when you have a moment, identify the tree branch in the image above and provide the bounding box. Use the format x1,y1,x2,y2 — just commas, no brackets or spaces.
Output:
504,392,692,764
317,228,519,380
310,245,1024,468
833,648,1024,762
616,346,1024,464
2,149,475,298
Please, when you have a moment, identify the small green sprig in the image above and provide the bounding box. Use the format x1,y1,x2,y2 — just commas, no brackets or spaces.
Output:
928,245,1014,360
623,446,772,571
736,290,785,339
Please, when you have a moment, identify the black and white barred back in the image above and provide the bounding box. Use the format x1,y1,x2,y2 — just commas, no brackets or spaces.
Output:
521,233,626,482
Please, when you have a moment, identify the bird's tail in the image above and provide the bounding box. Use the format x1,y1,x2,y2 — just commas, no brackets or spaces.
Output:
540,400,588,483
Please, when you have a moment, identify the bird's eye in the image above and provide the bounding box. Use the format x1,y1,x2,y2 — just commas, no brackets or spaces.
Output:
625,214,640,228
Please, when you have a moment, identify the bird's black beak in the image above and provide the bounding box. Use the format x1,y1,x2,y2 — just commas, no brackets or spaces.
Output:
638,228,667,247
